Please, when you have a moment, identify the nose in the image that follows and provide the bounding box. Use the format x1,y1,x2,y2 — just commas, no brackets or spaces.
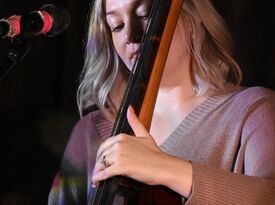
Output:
124,19,144,44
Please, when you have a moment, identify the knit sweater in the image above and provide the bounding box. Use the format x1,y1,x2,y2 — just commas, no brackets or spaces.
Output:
48,86,275,205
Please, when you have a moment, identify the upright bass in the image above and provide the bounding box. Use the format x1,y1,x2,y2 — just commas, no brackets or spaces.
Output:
89,0,184,204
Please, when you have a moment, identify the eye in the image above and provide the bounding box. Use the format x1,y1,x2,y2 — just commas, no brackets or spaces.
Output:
139,14,150,20
136,3,152,21
111,23,124,32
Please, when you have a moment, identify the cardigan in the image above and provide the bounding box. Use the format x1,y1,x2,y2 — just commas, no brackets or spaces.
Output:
48,86,275,204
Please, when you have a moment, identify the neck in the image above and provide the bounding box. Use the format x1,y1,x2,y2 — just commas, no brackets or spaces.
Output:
149,55,209,145
155,53,195,113
110,71,127,110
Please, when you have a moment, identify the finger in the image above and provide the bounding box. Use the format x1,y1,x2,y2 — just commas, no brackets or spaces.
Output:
127,105,150,137
92,166,117,186
97,151,115,171
93,158,106,173
96,137,118,160
92,153,115,187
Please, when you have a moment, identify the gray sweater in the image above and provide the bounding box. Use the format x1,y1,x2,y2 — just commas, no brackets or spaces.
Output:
48,86,275,204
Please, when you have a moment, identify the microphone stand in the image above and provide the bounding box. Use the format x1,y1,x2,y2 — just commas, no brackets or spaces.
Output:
0,36,30,80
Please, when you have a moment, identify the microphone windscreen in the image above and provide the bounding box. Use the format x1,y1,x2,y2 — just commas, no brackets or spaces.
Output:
41,4,71,37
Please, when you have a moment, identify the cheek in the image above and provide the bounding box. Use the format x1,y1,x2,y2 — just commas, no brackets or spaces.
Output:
112,34,126,60
112,35,122,54
112,34,133,70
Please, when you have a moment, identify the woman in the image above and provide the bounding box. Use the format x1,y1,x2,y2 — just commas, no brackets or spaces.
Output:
49,0,275,204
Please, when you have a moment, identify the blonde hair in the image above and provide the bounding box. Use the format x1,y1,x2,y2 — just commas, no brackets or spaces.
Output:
77,0,242,116
77,0,122,117
182,0,242,95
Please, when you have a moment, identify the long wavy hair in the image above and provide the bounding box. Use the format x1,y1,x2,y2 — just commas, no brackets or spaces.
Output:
77,0,242,117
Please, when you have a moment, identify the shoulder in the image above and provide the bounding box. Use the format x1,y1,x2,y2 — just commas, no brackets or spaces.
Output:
206,86,275,126
62,110,113,168
220,86,275,110
71,110,113,141
234,86,275,101
231,87,275,139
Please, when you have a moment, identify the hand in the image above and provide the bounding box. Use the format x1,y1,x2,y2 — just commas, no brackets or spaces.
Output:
92,106,193,198
92,106,164,184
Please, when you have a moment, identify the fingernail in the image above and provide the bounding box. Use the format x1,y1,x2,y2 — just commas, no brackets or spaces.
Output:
128,105,135,113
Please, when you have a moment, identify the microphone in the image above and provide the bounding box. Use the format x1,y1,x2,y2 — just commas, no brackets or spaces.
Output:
0,4,70,38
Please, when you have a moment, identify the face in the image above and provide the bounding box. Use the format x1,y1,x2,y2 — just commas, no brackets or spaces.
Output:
105,0,152,70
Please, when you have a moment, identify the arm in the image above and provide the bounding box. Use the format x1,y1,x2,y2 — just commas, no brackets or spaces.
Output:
48,113,103,205
186,95,275,204
92,95,275,204
92,106,193,197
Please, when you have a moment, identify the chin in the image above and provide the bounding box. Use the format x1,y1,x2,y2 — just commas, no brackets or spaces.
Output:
125,62,134,72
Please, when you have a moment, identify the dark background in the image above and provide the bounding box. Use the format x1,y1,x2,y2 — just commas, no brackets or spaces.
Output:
0,0,274,204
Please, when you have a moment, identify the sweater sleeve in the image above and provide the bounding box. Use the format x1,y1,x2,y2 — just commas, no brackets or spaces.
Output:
48,113,102,205
188,163,275,204
186,94,275,204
